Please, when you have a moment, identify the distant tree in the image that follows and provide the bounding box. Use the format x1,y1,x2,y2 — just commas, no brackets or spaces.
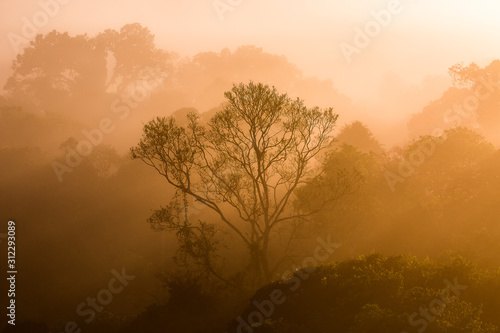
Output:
294,144,381,245
398,128,494,199
95,23,171,93
449,60,500,141
407,87,473,138
131,82,343,286
336,121,384,155
406,60,500,141
449,60,500,88
172,45,354,114
88,144,123,178
4,30,102,113
4,24,169,120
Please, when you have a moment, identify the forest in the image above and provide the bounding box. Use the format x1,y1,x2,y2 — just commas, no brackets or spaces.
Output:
1,6,500,332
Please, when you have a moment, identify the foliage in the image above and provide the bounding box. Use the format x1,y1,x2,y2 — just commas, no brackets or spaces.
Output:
335,121,384,155
231,254,500,333
131,82,343,286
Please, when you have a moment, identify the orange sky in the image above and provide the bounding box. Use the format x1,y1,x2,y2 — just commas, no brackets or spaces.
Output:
2,0,500,106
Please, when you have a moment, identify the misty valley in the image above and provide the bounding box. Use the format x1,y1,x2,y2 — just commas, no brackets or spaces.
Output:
2,3,500,332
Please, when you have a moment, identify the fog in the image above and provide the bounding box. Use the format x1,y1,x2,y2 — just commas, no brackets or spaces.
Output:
2,1,500,332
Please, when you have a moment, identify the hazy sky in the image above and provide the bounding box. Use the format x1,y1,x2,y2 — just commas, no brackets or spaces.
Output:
2,0,500,101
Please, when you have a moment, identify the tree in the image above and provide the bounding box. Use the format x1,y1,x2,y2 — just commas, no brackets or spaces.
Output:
335,121,384,155
4,30,102,114
407,87,472,138
95,23,171,93
448,60,500,142
4,24,169,121
229,254,499,333
131,82,339,286
294,144,381,249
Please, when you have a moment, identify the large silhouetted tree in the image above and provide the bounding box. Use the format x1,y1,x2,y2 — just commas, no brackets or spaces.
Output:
131,82,340,286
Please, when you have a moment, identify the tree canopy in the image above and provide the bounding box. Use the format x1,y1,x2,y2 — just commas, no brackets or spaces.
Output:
131,82,342,286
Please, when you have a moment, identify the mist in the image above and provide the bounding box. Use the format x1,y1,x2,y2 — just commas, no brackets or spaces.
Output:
2,1,500,332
